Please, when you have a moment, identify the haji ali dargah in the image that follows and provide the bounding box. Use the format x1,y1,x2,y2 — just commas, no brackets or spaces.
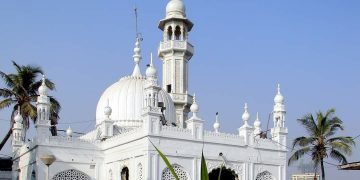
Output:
10,0,288,180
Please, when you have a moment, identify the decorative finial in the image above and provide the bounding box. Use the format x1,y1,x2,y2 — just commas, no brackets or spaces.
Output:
146,52,157,79
132,37,142,77
242,103,250,127
213,112,220,133
190,93,199,117
104,99,112,119
274,84,284,104
254,112,262,136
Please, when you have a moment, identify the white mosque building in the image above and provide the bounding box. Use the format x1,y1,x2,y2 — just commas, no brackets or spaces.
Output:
11,0,288,179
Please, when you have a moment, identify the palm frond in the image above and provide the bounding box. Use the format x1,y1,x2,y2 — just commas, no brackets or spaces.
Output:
0,88,15,98
292,136,316,149
329,149,348,165
288,147,311,165
0,98,16,109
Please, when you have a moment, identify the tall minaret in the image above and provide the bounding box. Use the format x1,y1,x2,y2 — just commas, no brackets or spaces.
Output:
271,84,288,149
158,0,194,127
35,75,51,139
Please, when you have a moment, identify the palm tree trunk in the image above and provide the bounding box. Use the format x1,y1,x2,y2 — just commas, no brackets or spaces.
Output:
0,128,12,151
320,159,325,180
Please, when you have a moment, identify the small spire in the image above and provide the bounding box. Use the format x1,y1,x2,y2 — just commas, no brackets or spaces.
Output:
14,106,23,123
38,74,49,96
132,37,142,77
146,52,157,78
277,84,281,94
213,112,220,133
274,84,284,104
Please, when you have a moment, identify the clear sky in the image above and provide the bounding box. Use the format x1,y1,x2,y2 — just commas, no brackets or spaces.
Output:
0,0,359,179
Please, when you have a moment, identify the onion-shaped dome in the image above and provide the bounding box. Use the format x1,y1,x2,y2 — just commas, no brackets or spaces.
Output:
96,76,176,127
38,75,49,96
274,84,284,104
166,0,186,18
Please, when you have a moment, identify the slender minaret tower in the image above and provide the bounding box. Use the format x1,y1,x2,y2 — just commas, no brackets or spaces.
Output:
35,75,51,139
158,0,194,127
12,108,24,152
271,84,288,149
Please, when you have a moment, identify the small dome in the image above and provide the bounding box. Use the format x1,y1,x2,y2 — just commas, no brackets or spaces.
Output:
96,76,176,127
146,55,157,78
190,95,199,113
166,0,186,18
38,75,49,96
254,113,261,128
242,103,250,122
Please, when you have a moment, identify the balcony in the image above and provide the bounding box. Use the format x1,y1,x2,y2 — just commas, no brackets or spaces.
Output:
158,40,194,59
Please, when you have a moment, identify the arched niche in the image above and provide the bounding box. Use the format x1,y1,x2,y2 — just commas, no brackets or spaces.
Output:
162,164,189,180
208,166,240,180
52,169,90,180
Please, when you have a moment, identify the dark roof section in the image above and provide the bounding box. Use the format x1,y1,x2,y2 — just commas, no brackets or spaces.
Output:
339,161,360,170
0,157,12,171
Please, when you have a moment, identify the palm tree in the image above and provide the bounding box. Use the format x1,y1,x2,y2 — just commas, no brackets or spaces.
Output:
288,108,355,180
0,61,61,151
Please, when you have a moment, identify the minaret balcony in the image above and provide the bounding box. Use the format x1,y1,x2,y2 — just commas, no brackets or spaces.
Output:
158,40,194,59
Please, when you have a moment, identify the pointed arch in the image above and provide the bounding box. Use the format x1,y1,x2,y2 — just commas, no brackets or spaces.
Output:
52,169,90,180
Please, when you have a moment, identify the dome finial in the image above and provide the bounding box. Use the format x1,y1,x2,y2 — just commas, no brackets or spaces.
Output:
274,83,284,104
213,112,220,133
14,106,23,123
146,52,157,78
254,112,262,135
242,103,250,127
190,93,199,117
66,126,73,137
104,99,112,119
132,37,142,77
38,74,49,96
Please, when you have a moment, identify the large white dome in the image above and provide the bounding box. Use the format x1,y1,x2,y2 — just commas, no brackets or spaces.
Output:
96,75,176,127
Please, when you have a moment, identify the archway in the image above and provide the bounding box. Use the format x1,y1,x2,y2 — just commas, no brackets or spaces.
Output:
121,167,129,180
208,167,239,180
255,171,273,180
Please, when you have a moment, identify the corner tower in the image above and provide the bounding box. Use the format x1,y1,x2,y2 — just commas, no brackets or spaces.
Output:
158,0,194,127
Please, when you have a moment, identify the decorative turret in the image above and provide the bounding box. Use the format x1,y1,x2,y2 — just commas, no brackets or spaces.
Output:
35,75,51,139
12,107,24,152
66,126,73,138
144,54,162,109
239,103,254,145
158,0,194,128
213,112,220,133
99,100,114,140
186,94,204,140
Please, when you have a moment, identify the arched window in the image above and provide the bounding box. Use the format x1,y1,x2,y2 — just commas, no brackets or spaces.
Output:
52,169,90,180
167,26,173,40
255,171,273,180
175,26,181,40
209,167,239,180
121,167,129,180
162,164,189,180
30,170,36,180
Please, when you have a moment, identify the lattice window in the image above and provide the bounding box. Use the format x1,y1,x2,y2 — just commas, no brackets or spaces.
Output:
137,163,143,180
52,169,90,180
255,171,273,180
162,164,189,180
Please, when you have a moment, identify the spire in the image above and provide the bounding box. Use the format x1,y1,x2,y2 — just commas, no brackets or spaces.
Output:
14,106,23,124
66,126,73,138
274,83,284,104
132,37,142,77
213,112,220,133
241,103,251,127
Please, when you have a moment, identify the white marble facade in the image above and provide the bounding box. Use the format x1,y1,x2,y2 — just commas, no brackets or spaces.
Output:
11,0,288,180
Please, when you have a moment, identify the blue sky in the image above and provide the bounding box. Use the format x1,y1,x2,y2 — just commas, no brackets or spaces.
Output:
0,0,359,179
